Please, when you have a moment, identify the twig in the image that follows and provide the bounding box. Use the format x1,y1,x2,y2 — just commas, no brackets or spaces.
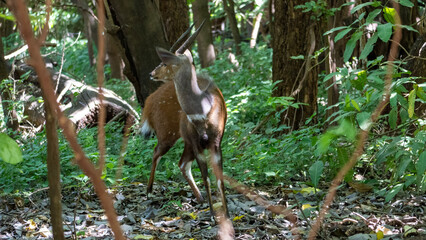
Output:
96,0,107,174
56,32,81,99
5,42,57,60
307,2,402,239
7,1,125,239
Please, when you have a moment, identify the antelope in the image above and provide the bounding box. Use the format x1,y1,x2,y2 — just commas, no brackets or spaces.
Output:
141,22,229,218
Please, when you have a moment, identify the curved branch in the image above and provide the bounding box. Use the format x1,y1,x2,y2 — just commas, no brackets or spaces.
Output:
307,2,402,239
7,0,125,239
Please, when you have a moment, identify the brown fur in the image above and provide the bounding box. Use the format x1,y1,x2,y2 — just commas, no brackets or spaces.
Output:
142,48,229,218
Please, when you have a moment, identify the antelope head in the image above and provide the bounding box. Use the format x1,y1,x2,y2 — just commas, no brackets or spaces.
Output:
150,20,206,82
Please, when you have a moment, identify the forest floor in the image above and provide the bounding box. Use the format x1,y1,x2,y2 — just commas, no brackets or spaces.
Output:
0,182,425,240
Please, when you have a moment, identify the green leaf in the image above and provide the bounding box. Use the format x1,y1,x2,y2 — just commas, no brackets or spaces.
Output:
351,70,368,90
351,99,361,111
360,33,379,60
317,132,335,154
383,7,396,24
291,55,304,60
377,23,393,42
344,31,363,62
335,119,357,141
0,13,15,21
417,85,426,101
334,28,352,42
309,161,324,188
398,0,414,7
357,112,371,131
385,183,404,202
390,92,397,107
351,2,376,14
0,133,23,164
417,152,426,190
323,72,341,82
395,157,412,179
366,9,382,23
404,175,416,188
400,107,409,124
400,24,418,32
389,107,398,129
408,88,416,118
417,152,426,177
264,171,276,177
357,12,366,21
324,26,349,36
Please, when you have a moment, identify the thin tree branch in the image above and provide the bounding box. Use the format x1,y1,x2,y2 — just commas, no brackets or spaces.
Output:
307,2,402,239
96,0,107,174
7,1,125,239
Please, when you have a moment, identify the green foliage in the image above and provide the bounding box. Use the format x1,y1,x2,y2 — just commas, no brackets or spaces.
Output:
314,1,426,200
309,161,324,188
1,0,425,207
295,1,355,20
325,2,417,63
0,133,23,164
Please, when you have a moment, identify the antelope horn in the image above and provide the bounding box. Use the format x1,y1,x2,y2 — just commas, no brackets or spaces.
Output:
176,19,206,54
170,22,196,53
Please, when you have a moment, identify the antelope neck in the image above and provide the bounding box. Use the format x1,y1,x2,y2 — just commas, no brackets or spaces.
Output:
174,63,212,118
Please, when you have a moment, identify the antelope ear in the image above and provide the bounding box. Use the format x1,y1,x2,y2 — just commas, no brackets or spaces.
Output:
156,47,179,65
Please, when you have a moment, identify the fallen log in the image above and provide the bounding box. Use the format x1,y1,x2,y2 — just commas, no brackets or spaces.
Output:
9,60,139,131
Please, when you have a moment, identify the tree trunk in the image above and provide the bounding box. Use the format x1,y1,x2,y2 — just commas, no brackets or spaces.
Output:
325,0,349,125
72,0,97,66
272,0,318,131
44,102,65,240
106,33,124,80
105,0,169,106
223,0,241,55
159,0,190,46
192,0,216,68
250,12,263,48
0,26,19,132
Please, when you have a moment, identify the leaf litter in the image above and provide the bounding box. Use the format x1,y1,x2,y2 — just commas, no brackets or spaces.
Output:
0,182,425,239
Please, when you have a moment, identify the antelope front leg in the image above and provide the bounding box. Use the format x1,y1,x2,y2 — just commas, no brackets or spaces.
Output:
210,146,229,218
179,144,204,202
147,144,172,194
195,152,215,217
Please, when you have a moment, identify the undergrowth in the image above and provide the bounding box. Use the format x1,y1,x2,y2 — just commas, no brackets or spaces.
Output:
1,41,425,203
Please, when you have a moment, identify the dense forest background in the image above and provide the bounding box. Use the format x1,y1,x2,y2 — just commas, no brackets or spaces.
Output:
0,0,425,239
